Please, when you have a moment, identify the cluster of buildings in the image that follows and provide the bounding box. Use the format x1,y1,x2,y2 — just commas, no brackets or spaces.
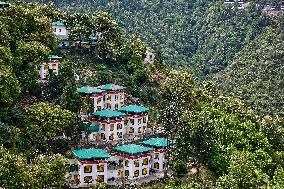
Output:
66,84,175,187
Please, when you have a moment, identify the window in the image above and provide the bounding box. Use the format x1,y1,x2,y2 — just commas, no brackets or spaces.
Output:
115,103,118,109
84,165,92,173
125,160,129,167
96,175,104,182
138,127,142,133
134,160,139,167
143,158,148,165
125,170,129,177
117,123,122,130
118,170,123,177
120,95,123,100
74,175,80,184
120,102,124,107
143,126,146,131
154,162,159,169
93,133,97,139
84,176,92,183
154,153,159,159
59,28,62,32
130,118,134,125
101,124,105,131
101,133,105,140
134,170,139,177
138,118,142,125
115,95,118,100
97,164,104,172
107,103,111,109
129,127,134,133
142,168,147,175
110,124,114,131
44,64,49,70
109,133,114,140
143,116,147,123
117,132,122,138
53,28,56,32
52,64,57,70
97,97,102,104
97,106,101,111
107,95,111,101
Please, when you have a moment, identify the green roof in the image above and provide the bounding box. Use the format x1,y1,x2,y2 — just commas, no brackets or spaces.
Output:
77,86,104,94
89,123,100,132
72,148,110,160
97,84,126,91
48,55,62,59
52,20,65,26
119,105,149,114
112,144,153,155
93,109,125,118
140,137,176,148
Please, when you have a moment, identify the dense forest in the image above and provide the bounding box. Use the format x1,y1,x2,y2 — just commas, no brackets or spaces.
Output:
1,0,284,189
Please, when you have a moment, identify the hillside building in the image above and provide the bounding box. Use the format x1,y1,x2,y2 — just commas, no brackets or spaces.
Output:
0,1,9,8
69,148,110,187
119,105,149,136
224,0,244,10
143,49,155,64
39,55,62,80
52,20,70,51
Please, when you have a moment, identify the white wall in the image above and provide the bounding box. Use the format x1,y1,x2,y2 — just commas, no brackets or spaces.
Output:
52,25,68,36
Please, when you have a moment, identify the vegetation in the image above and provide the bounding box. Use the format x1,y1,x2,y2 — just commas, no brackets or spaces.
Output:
0,0,284,189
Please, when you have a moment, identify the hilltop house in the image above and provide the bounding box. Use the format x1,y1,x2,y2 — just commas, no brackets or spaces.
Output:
52,20,70,51
69,148,110,187
39,55,62,80
77,84,126,113
143,49,155,64
119,105,149,136
0,1,9,8
89,109,125,142
224,0,244,9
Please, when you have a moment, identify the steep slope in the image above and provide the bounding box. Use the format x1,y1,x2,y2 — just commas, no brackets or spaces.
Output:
215,23,284,117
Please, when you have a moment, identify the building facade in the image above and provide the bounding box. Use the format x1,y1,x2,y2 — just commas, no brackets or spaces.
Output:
39,55,62,80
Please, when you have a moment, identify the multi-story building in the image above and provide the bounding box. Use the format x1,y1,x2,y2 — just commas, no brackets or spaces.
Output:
119,105,149,136
52,20,70,51
0,1,9,8
112,144,153,180
39,55,62,80
90,109,126,142
68,148,110,187
140,137,176,172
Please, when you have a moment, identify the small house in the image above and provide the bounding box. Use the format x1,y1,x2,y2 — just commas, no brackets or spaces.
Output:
143,49,155,64
140,137,176,172
112,144,153,180
0,1,9,8
69,148,110,187
119,105,149,136
39,55,62,80
91,109,126,142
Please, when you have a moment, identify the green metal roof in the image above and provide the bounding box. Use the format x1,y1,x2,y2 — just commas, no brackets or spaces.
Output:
119,105,149,114
52,20,65,26
112,144,153,155
72,148,110,160
48,55,62,59
89,123,100,132
77,86,104,94
97,84,126,91
93,109,125,118
139,137,176,148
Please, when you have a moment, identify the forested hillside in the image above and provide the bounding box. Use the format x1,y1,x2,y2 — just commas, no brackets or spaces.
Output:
37,0,284,117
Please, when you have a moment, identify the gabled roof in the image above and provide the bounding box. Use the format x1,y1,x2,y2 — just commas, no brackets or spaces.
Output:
139,137,176,148
89,123,100,132
97,84,126,91
119,105,149,114
72,148,110,160
93,109,125,119
113,144,153,155
48,55,62,60
52,20,65,26
77,86,104,94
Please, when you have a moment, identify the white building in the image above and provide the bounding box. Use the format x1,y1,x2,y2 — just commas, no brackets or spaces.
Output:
68,148,110,187
39,55,62,80
77,84,126,113
139,137,176,172
52,20,70,51
119,105,149,136
90,109,126,142
143,49,155,64
112,144,153,180
224,0,244,10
